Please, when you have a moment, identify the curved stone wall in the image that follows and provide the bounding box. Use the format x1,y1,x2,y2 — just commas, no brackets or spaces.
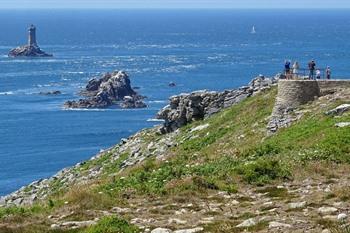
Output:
275,80,320,110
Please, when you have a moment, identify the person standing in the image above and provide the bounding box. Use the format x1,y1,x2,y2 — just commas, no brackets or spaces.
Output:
316,69,321,79
308,60,316,80
326,66,331,79
285,60,291,79
292,61,300,79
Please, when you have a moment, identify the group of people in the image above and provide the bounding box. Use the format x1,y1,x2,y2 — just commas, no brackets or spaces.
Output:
284,60,331,80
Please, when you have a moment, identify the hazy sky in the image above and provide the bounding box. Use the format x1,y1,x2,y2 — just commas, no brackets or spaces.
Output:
1,0,349,9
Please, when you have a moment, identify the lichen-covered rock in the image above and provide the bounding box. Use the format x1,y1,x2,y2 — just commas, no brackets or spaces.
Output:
64,71,146,109
157,75,277,133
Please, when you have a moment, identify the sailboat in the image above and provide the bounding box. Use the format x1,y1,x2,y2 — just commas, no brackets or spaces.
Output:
251,26,256,34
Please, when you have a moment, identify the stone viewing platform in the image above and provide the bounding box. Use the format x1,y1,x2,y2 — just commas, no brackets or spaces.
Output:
268,79,350,133
8,25,52,57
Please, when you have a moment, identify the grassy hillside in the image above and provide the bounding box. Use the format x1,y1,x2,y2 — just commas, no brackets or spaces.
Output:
1,86,350,233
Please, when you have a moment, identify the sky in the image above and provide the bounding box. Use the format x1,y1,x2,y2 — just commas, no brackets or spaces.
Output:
0,0,349,9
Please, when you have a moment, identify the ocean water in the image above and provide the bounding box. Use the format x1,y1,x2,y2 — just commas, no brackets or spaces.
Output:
1,9,350,196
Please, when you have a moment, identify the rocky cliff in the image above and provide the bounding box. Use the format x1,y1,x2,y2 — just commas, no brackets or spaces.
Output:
64,71,146,109
157,75,278,133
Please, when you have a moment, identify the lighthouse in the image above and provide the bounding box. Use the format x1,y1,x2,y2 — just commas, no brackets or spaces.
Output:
28,24,38,47
8,25,52,57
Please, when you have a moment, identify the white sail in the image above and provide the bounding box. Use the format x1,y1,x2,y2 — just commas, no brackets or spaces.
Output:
251,26,256,34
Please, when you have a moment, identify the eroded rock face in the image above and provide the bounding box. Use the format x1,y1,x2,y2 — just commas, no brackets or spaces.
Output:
157,75,278,133
9,45,52,57
64,71,146,109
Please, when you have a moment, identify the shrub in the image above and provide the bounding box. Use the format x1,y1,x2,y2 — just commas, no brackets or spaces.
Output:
85,216,140,233
236,158,291,185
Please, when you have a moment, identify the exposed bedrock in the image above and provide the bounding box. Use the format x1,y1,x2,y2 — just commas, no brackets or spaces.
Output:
157,75,278,134
64,71,146,109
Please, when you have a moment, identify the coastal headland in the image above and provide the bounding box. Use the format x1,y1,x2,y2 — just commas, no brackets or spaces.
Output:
1,76,350,232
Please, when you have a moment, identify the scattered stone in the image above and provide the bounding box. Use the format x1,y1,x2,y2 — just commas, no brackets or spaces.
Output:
168,218,187,225
326,104,350,115
337,213,347,220
51,220,97,229
318,207,338,215
335,122,350,128
64,71,146,109
288,201,307,209
231,200,240,205
269,221,292,229
151,228,172,233
111,206,130,213
190,123,210,132
236,218,257,228
174,228,204,233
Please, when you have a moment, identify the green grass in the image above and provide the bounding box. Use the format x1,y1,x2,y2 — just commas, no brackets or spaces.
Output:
84,216,140,233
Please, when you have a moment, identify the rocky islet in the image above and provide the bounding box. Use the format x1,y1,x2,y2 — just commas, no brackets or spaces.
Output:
64,71,147,109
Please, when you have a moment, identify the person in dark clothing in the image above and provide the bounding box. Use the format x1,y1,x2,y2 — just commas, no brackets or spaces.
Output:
308,60,316,80
326,66,331,79
285,60,291,79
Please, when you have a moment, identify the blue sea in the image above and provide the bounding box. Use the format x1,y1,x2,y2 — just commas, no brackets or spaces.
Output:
0,9,350,196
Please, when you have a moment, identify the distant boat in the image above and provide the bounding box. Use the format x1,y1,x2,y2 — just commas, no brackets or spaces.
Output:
251,26,256,34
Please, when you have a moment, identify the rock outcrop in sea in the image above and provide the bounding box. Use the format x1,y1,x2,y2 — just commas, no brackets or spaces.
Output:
8,25,52,57
157,75,278,133
64,71,147,109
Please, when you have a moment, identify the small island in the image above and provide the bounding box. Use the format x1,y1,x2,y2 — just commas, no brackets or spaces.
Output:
64,71,147,109
8,25,52,57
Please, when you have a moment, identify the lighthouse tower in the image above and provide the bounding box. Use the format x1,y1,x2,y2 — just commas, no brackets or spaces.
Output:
28,24,38,47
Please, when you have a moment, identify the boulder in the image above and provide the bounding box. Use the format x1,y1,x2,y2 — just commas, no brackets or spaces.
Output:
288,201,307,209
64,71,146,109
151,228,173,233
236,218,257,228
318,207,338,215
326,104,350,115
335,122,350,128
39,91,61,95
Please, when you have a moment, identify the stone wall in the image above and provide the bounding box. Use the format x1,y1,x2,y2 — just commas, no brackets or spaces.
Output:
317,80,350,95
267,79,350,133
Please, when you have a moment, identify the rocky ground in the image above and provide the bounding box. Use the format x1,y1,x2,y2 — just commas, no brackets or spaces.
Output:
64,71,147,109
8,45,52,57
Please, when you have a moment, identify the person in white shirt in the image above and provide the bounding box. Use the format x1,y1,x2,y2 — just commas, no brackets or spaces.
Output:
292,61,300,79
316,69,321,79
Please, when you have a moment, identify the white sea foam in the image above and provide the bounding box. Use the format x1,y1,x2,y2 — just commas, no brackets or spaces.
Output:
148,100,167,104
147,118,164,122
0,91,14,95
63,108,107,112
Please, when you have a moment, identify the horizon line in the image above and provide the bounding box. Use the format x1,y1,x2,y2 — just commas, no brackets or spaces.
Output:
1,7,350,10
